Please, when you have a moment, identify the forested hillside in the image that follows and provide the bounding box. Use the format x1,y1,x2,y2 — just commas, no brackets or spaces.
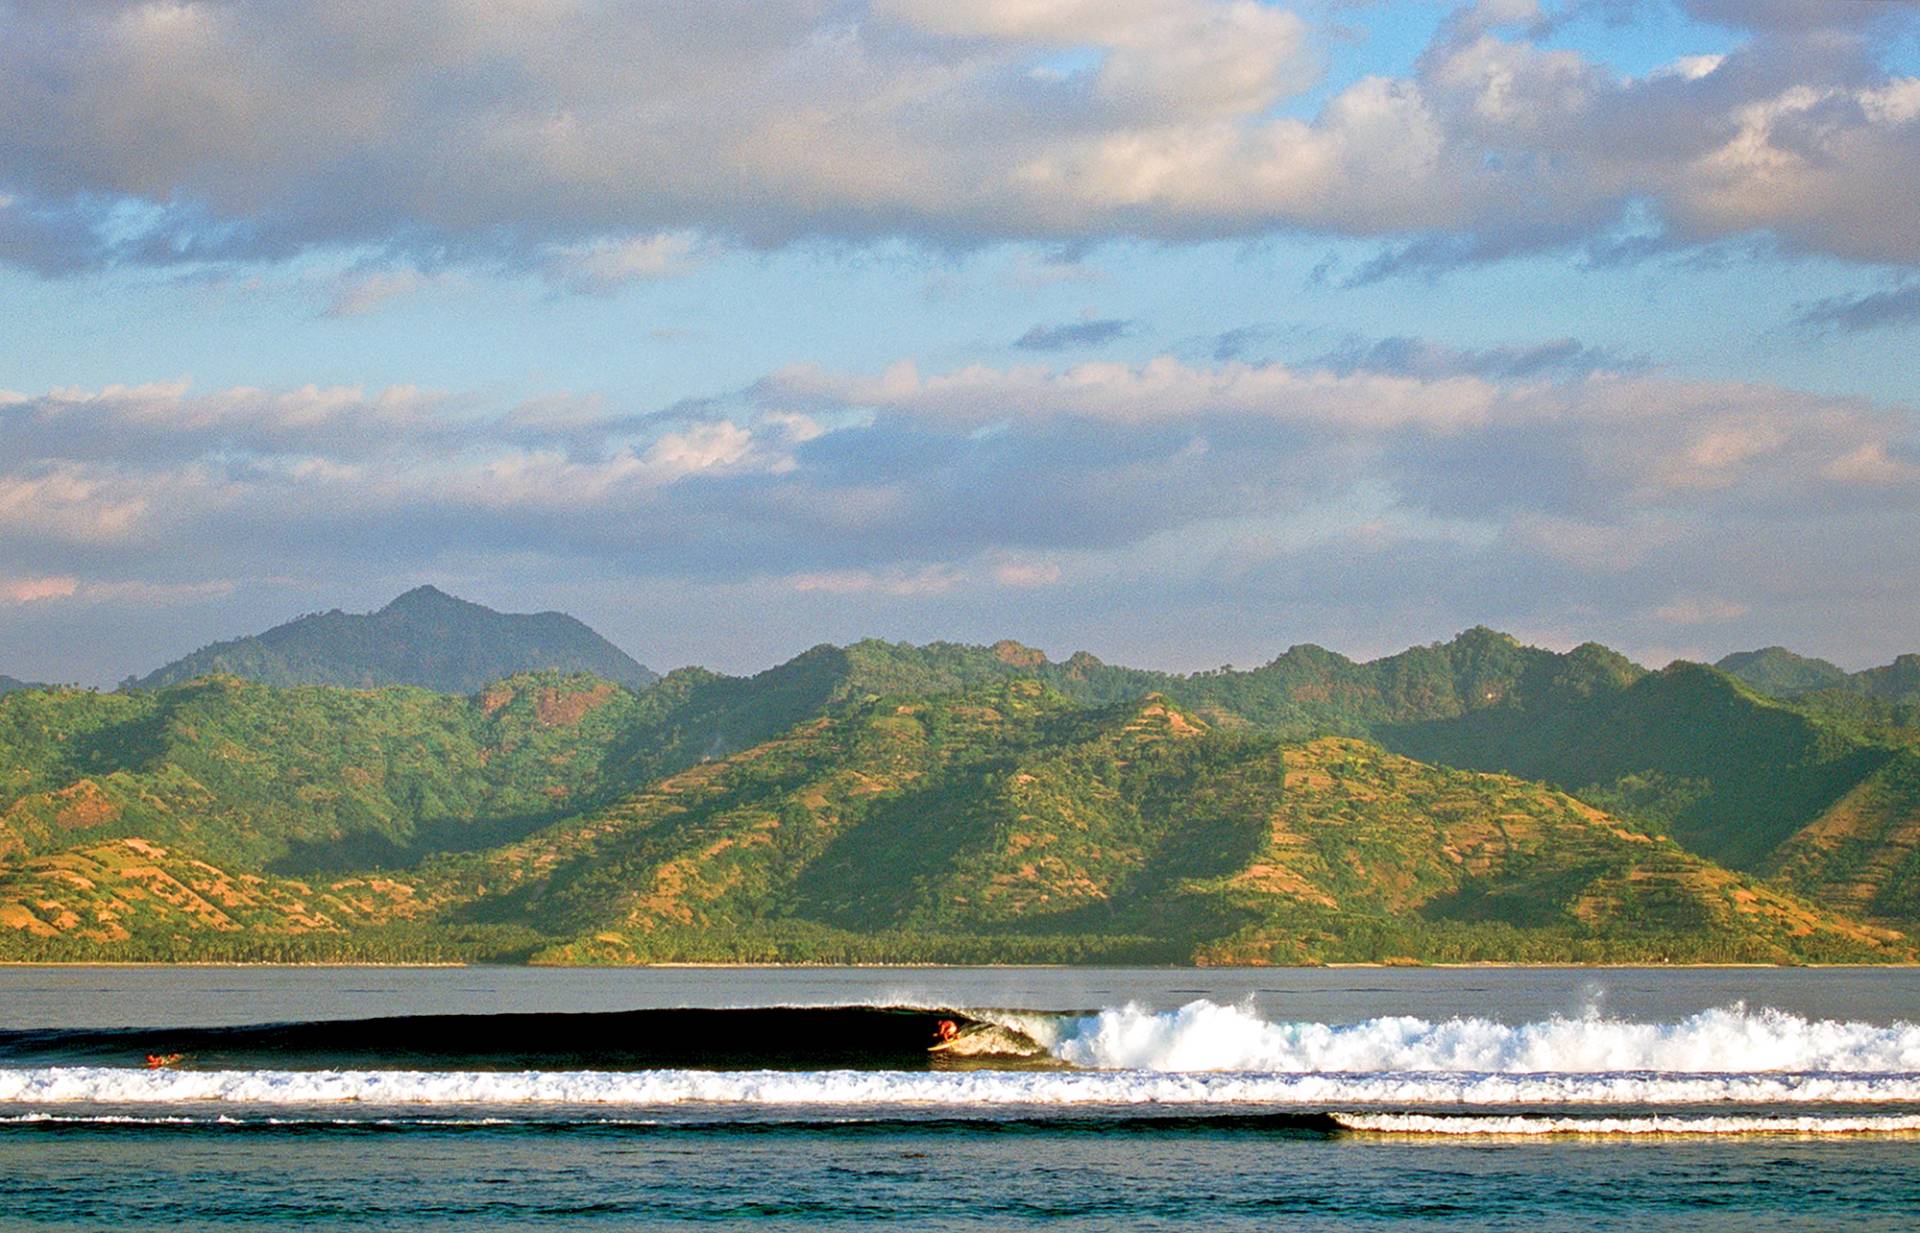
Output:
3,626,1917,963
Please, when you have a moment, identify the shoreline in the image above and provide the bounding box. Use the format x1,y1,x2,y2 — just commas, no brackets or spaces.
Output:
2,960,1916,970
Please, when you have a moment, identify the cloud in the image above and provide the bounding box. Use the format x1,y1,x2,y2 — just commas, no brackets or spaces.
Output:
1793,283,1920,335
6,348,1911,587
1653,596,1749,624
321,268,446,318
789,566,963,597
1209,325,1279,362
1,1,1917,274
1014,317,1133,350
5,342,1920,678
540,233,701,295
0,575,78,605
1315,335,1638,380
993,560,1064,588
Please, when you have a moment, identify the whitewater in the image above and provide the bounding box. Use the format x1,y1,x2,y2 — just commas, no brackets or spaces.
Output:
6,1001,1919,1134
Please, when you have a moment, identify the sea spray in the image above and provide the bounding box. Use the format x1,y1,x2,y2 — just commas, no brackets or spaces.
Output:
1045,1001,1920,1073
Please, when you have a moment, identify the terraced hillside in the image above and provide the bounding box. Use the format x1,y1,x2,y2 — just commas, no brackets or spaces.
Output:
0,670,1906,964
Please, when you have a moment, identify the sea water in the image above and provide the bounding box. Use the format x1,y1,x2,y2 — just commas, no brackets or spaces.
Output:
1,966,1917,1230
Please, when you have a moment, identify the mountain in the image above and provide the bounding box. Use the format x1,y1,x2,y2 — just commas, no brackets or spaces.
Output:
423,689,1894,965
1721,647,1920,709
1856,655,1920,704
0,667,1907,964
0,676,40,697
1717,648,1852,697
0,672,650,874
127,586,656,694
1764,747,1920,924
1379,662,1894,871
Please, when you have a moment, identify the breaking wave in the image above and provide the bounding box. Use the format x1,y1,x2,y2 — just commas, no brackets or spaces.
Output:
3,1000,1917,1118
1042,1001,1920,1073
10,1000,1916,1077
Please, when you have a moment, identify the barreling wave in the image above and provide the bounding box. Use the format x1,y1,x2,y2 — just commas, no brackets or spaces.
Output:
0,1006,1053,1073
5,1065,1920,1107
4,1000,1919,1119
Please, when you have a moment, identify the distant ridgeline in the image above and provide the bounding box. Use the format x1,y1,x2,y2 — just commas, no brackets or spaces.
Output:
0,676,42,697
3,611,1918,964
124,586,657,694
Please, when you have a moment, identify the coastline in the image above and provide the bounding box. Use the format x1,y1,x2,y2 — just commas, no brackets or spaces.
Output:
3,959,1916,970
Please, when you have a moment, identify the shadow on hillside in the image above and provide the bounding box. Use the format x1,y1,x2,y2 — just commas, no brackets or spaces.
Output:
265,811,570,877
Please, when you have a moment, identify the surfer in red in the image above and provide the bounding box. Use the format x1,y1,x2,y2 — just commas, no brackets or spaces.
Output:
144,1053,184,1069
934,1019,959,1044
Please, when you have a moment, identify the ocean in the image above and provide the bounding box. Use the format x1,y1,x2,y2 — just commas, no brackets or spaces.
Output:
1,965,1917,1230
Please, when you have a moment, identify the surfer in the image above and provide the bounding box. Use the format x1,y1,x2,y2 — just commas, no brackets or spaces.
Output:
934,1019,959,1044
144,1052,184,1069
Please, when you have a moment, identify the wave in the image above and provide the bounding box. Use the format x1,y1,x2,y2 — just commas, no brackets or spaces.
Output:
4,1000,1917,1094
0,1110,1346,1135
0,1005,1051,1072
6,1106,1918,1140
5,1065,1920,1107
1044,1002,1920,1073
1332,1112,1920,1137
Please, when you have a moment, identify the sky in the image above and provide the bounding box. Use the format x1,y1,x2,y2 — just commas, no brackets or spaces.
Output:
3,0,1920,685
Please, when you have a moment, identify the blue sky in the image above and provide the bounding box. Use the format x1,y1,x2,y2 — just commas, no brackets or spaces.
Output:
3,0,1920,684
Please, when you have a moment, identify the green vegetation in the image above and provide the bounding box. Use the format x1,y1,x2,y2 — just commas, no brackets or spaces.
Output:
1721,646,1920,708
1381,663,1894,872
0,672,652,872
128,586,656,693
5,622,1920,963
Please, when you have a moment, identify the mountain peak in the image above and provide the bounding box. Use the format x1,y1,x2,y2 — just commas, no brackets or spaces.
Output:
381,584,474,614
1716,647,1850,698
1449,625,1521,648
129,589,655,694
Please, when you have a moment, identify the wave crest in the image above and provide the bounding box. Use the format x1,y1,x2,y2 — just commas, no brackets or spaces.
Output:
1045,1001,1920,1073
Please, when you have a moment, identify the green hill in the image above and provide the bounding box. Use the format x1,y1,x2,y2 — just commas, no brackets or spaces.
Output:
127,586,656,694
1717,648,1853,697
0,674,1905,964
1379,663,1893,869
0,672,651,873
1721,646,1920,713
1763,748,1920,924
0,676,41,697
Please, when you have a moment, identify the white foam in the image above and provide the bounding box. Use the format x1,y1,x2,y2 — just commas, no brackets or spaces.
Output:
4,1066,1920,1108
1333,1111,1920,1136
1045,1001,1920,1073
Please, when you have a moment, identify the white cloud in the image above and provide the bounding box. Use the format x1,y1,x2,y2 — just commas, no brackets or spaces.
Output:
3,351,1919,675
1,2,1916,269
541,232,700,294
